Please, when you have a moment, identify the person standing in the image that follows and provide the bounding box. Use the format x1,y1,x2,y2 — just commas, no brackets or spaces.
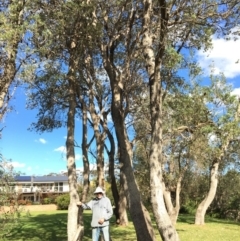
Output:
77,186,113,241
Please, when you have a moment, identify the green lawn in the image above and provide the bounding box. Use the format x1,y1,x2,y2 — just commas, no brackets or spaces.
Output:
1,211,240,241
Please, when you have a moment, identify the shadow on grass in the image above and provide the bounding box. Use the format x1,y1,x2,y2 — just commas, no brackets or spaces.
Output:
177,214,240,226
4,212,68,241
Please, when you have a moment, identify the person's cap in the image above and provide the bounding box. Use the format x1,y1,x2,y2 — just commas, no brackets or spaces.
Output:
94,186,104,194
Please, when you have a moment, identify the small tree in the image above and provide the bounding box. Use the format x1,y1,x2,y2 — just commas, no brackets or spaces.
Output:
0,157,21,239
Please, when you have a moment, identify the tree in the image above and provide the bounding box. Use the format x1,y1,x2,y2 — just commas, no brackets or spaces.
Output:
195,76,240,225
0,0,28,120
140,0,239,239
7,0,239,240
96,2,157,239
0,158,21,239
23,1,99,240
211,169,240,220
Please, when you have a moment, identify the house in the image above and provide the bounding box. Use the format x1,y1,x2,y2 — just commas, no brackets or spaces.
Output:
14,175,69,203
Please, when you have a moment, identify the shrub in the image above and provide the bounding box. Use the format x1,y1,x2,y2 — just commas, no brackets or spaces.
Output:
55,194,70,210
43,198,51,204
26,200,32,205
17,199,27,205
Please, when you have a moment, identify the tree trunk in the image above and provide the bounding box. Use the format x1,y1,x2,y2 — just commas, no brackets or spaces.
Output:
101,37,156,240
66,55,81,241
195,101,240,225
117,171,128,226
195,160,219,225
110,77,156,241
163,181,181,225
141,0,180,239
150,150,179,241
141,1,179,240
80,101,90,204
105,127,128,225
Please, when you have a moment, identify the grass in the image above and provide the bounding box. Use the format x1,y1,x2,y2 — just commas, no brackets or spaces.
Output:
1,210,240,241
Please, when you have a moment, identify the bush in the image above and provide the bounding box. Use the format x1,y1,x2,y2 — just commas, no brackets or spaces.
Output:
43,198,51,204
17,199,32,205
17,199,27,205
55,194,70,210
180,200,196,215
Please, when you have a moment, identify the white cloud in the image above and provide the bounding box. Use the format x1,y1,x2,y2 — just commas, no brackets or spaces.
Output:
11,161,26,168
231,88,240,97
35,138,47,144
197,34,240,78
54,146,66,153
39,138,47,144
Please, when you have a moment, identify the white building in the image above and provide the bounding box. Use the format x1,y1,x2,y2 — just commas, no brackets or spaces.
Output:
13,175,69,202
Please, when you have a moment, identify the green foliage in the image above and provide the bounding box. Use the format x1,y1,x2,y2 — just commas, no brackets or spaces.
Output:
42,198,51,205
180,200,197,215
0,158,22,239
55,194,70,210
42,194,57,205
209,170,240,220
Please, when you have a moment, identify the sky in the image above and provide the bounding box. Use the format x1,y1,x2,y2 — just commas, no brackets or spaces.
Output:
1,34,240,176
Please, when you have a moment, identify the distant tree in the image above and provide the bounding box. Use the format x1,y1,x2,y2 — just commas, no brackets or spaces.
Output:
0,157,21,239
211,169,240,220
195,77,240,225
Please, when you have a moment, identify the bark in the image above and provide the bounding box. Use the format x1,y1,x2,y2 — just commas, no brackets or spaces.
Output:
195,160,219,225
98,6,156,236
66,54,81,241
195,101,240,225
118,172,129,226
80,101,90,203
104,123,128,225
85,53,106,188
108,68,156,241
141,0,179,240
163,155,188,226
76,100,90,238
163,180,181,225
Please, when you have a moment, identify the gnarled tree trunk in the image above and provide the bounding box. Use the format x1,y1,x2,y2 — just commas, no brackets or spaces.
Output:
195,160,219,225
163,180,181,225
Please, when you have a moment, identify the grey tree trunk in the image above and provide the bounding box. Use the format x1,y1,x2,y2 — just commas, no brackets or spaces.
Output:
163,180,181,225
98,17,157,236
195,160,219,225
80,101,90,203
118,171,129,226
141,0,179,240
195,100,240,225
66,55,81,241
105,127,128,225
111,78,155,241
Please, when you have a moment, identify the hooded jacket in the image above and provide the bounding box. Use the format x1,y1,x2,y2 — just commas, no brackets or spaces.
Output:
81,195,113,227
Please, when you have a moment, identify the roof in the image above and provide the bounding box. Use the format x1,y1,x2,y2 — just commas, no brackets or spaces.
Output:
15,176,31,182
34,176,68,182
14,176,68,183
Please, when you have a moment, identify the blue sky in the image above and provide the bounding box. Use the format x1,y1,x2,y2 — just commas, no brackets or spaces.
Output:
1,33,240,176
